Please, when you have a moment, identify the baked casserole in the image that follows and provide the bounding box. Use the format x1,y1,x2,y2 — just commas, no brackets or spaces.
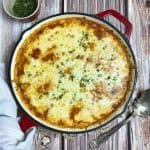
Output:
13,17,133,129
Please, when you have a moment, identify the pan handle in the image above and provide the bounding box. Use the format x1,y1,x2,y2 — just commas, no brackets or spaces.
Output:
19,113,37,132
96,9,132,39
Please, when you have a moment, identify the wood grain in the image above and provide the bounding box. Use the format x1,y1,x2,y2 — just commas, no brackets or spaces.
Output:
64,0,130,150
31,0,63,149
128,0,150,150
0,0,63,150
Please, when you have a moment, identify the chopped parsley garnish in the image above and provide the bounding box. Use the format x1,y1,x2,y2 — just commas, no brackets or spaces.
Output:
82,31,89,40
80,82,86,87
76,55,81,59
68,50,73,54
69,74,75,81
77,31,89,50
102,45,107,50
56,64,59,69
112,76,117,81
107,76,111,79
59,70,65,77
56,65,65,78
58,93,64,99
80,76,90,87
27,73,32,77
79,98,83,101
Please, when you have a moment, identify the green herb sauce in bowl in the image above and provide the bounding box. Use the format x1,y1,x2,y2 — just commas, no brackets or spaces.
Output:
13,0,37,17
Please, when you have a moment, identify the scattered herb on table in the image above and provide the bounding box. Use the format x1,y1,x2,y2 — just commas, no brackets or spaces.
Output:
13,0,37,17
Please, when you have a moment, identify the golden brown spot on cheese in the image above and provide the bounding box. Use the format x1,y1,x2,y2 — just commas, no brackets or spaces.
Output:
47,45,57,52
112,102,120,111
93,29,104,40
64,67,73,74
43,108,49,116
42,52,57,62
41,45,58,62
103,64,112,72
80,87,86,92
57,119,65,126
16,55,29,76
20,83,30,91
34,108,47,119
31,48,41,59
86,42,95,51
89,22,99,29
62,52,65,55
70,105,83,120
122,76,129,86
91,83,115,100
90,86,103,101
86,56,93,63
47,22,64,29
110,87,120,95
20,93,30,105
37,29,44,35
37,82,52,94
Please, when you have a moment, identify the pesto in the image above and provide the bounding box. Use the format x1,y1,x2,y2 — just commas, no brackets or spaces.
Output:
13,0,37,17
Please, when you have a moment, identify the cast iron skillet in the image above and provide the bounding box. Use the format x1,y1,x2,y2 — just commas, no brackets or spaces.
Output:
9,9,137,134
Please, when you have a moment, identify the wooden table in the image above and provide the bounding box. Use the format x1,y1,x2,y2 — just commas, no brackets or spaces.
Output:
0,0,149,150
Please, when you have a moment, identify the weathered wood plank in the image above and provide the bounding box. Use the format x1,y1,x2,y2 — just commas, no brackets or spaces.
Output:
0,0,62,150
30,0,63,149
128,0,150,150
64,1,129,150
0,2,22,62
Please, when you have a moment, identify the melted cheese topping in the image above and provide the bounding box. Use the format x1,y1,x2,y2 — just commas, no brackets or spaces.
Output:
14,17,133,129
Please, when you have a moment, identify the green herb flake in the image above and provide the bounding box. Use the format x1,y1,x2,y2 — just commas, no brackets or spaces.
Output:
79,98,83,101
77,31,89,50
58,94,64,99
102,45,107,50
76,55,81,59
107,76,111,79
112,76,117,81
68,50,73,54
69,74,75,81
27,73,32,77
98,74,102,77
55,31,59,34
58,80,62,83
56,65,59,69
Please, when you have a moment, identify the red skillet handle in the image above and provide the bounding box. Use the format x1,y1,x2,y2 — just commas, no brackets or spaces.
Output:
19,113,37,132
96,9,132,39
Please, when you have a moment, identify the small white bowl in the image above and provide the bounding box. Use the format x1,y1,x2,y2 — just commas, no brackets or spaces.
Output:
3,0,41,20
